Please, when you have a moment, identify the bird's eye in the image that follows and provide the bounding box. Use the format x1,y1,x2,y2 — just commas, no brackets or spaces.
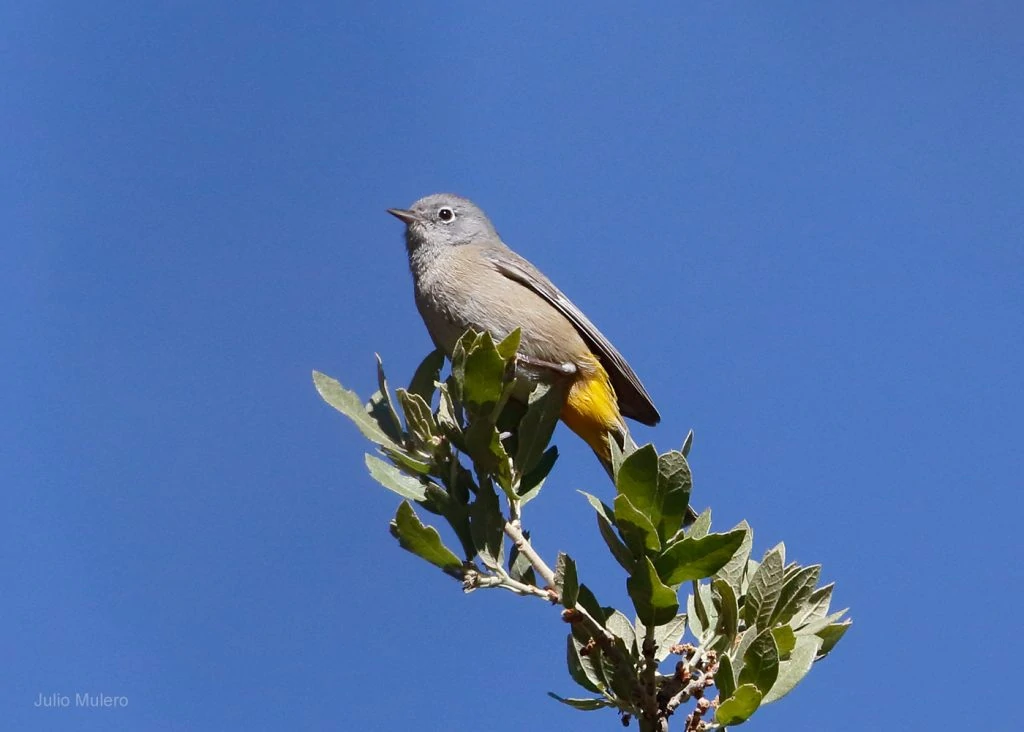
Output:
438,207,454,222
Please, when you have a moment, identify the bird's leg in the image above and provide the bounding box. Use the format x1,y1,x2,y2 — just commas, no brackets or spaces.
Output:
516,354,577,379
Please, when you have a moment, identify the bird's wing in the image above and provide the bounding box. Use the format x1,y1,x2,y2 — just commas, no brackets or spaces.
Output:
485,247,660,426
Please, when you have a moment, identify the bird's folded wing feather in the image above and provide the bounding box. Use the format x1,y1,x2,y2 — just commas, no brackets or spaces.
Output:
485,247,660,426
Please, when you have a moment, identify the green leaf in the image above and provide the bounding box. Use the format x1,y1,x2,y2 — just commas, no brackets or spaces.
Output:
508,538,537,586
421,483,475,560
555,553,580,609
741,558,760,595
716,653,737,702
547,693,613,711
365,454,427,501
469,479,504,570
371,354,405,440
816,620,852,657
771,625,797,658
565,635,604,694
408,348,445,403
448,462,476,507
654,529,748,586
729,627,759,669
686,592,705,642
514,382,563,476
685,507,712,540
579,491,635,573
712,578,739,651
681,428,694,457
599,520,635,574
714,521,752,587
795,608,848,638
743,543,785,629
609,438,626,478
517,446,556,506
598,635,637,703
738,628,780,695
495,327,522,361
436,382,463,438
463,421,513,494
461,332,506,409
715,684,762,725
762,635,822,704
579,490,615,524
448,329,477,401
313,370,400,448
627,556,679,627
652,614,689,662
770,564,821,626
614,493,661,556
693,581,718,645
604,610,638,655
389,501,462,572
395,388,437,446
574,584,607,627
380,445,431,476
615,444,661,523
791,583,834,629
654,450,693,542
367,391,404,444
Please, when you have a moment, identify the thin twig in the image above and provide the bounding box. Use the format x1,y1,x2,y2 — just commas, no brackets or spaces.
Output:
464,570,553,599
503,519,556,587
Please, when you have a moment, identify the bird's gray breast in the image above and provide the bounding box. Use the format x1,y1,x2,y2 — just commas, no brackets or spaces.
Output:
409,242,589,364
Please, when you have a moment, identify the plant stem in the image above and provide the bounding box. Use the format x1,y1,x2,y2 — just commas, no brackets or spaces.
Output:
503,519,556,588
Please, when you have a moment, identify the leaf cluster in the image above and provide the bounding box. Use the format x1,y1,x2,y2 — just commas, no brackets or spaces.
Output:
314,330,850,730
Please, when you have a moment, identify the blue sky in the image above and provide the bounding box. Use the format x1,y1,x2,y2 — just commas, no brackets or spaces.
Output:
3,2,1021,730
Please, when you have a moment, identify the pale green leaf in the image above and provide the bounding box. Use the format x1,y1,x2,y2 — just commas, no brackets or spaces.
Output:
365,454,426,501
770,564,821,626
716,653,737,702
685,507,712,540
565,635,604,694
579,490,634,572
743,543,785,629
712,578,739,652
605,610,638,655
514,382,563,476
714,521,752,586
461,332,506,409
715,684,762,725
615,444,661,527
654,529,748,586
762,635,822,704
469,479,504,570
313,370,399,448
555,552,580,609
653,614,689,662
681,428,694,457
654,449,693,542
772,625,796,658
495,327,522,361
547,693,613,711
627,556,679,627
738,629,780,695
816,620,852,657
407,348,445,403
389,501,462,572
614,493,661,555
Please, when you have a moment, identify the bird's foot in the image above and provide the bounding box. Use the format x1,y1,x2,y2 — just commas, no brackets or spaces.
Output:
516,354,577,378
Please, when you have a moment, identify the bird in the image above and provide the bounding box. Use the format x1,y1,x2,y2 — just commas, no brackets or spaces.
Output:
387,193,659,474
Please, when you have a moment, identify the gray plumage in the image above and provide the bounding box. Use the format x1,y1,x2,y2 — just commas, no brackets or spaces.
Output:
388,193,660,426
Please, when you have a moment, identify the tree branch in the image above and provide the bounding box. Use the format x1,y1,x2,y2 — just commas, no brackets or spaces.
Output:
503,519,556,588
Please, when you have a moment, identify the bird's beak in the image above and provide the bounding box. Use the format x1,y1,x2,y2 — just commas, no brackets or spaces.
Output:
387,208,421,225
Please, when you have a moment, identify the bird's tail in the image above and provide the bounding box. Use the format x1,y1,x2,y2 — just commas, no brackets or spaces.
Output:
560,359,698,525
